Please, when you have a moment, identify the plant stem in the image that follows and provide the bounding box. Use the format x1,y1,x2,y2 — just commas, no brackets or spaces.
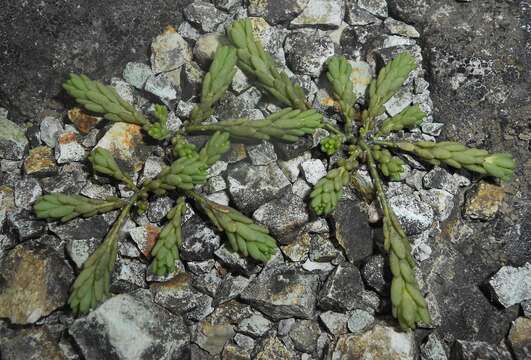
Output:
324,122,345,137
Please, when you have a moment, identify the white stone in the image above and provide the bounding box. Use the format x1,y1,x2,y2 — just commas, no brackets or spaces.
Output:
292,178,312,199
55,132,85,164
278,152,311,183
291,0,344,28
40,116,64,148
206,191,230,206
384,89,413,116
247,141,277,165
300,159,327,185
489,263,531,308
302,259,334,272
389,193,434,235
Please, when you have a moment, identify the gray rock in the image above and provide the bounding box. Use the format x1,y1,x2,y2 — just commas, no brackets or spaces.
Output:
345,3,381,25
247,141,277,166
361,254,388,295
147,196,174,223
278,318,296,336
111,257,147,292
231,68,252,94
357,0,388,18
0,243,73,324
0,327,68,360
207,160,228,178
275,135,314,160
181,216,221,261
0,113,28,160
319,262,365,311
81,181,116,200
39,115,64,148
183,1,228,33
191,268,223,297
451,340,512,360
66,236,101,269
207,175,227,193
289,319,321,353
177,21,201,42
284,30,335,77
237,313,272,338
214,0,240,11
206,191,230,206
332,325,416,360
214,244,262,276
69,289,189,360
331,198,373,263
181,61,205,100
300,158,327,185
418,189,454,221
302,259,335,272
319,311,349,335
389,193,434,235
193,32,229,67
214,273,251,305
522,300,531,317
421,122,445,136
241,264,320,320
248,0,310,24
488,263,531,308
144,73,178,106
123,62,153,89
150,30,191,74
347,309,374,334
290,0,345,28
508,317,531,360
5,209,45,241
292,178,312,199
281,231,311,262
253,192,309,244
227,161,291,214
14,177,42,209
309,234,340,262
420,333,448,360
278,152,310,183
423,167,462,195
41,162,88,194
384,17,420,38
151,273,211,315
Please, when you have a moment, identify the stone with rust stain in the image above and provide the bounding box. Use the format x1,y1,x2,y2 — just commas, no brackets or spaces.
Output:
24,146,57,176
129,223,160,257
0,243,73,324
95,122,151,174
67,107,100,134
151,273,210,315
508,317,531,360
464,181,505,220
0,326,68,360
331,324,416,360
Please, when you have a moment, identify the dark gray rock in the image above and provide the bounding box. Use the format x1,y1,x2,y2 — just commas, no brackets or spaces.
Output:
332,198,373,263
181,216,221,261
151,273,211,315
284,30,335,77
450,340,512,360
288,319,321,353
214,244,262,276
40,162,88,194
146,196,174,223
388,193,434,235
0,0,191,122
319,262,365,311
5,209,46,241
214,273,251,306
241,264,320,320
361,254,389,296
14,177,42,209
309,233,341,262
274,136,314,160
237,313,272,338
69,289,190,360
252,192,309,244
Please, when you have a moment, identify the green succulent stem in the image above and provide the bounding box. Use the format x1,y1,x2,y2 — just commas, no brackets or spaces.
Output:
68,197,135,314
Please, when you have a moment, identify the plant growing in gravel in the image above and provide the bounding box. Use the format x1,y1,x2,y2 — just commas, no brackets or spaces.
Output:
34,19,515,330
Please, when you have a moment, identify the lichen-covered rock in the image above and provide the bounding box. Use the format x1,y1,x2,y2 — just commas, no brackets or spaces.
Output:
241,264,319,320
319,262,365,311
123,62,153,90
251,335,296,360
0,243,73,324
253,192,309,244
464,182,506,221
508,317,531,360
488,262,531,308
289,319,321,353
69,289,189,360
347,309,374,334
237,313,272,338
144,72,179,106
332,198,373,263
0,112,28,160
284,30,335,77
420,333,448,360
320,311,349,336
331,324,416,360
0,327,68,360
291,0,345,28
24,146,57,176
